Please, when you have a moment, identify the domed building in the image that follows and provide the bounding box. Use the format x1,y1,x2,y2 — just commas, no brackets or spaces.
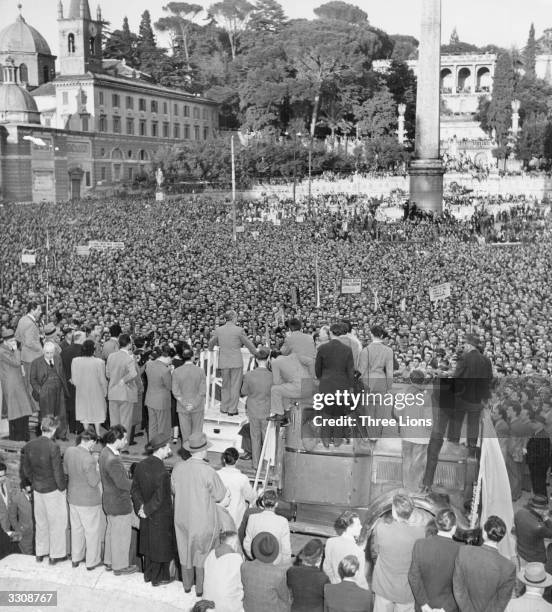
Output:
0,58,41,123
0,5,56,89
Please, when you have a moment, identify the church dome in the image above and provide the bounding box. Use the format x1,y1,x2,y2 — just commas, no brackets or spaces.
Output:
0,13,52,56
0,83,39,115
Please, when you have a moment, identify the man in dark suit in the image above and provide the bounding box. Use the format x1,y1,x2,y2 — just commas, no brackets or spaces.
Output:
22,416,68,564
8,480,33,555
61,330,85,435
241,532,290,612
324,555,372,612
408,508,462,612
30,342,69,439
280,318,316,375
514,495,552,565
453,515,516,612
422,332,493,492
315,323,354,447
131,433,175,586
208,310,257,415
241,347,273,470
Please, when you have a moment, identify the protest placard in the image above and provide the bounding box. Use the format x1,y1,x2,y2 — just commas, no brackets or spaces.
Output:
429,282,451,302
341,278,362,294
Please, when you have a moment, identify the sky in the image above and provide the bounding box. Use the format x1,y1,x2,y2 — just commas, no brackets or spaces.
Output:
1,0,549,56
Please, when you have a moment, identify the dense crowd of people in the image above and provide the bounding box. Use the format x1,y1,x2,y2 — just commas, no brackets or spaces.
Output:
0,190,552,610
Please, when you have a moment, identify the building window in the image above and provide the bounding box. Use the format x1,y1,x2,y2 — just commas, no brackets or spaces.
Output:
99,115,107,131
193,107,200,119
112,94,120,108
194,125,200,140
85,171,91,186
89,37,95,54
139,149,148,161
62,91,68,105
113,116,121,133
126,118,134,135
82,115,89,131
139,98,146,111
128,167,134,180
202,108,207,120
174,103,178,115
174,124,180,138
152,122,158,137
184,124,190,139
45,117,51,127
128,150,133,158
163,122,169,138
184,105,190,117
151,100,158,113
203,126,208,140
43,65,49,83
68,33,75,53
19,64,28,83
163,102,168,114
100,167,106,181
126,96,134,109
139,120,147,136
99,91,104,105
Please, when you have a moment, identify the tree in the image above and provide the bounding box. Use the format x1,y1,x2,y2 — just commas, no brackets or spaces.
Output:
384,60,417,138
390,35,418,61
524,23,537,80
354,87,396,138
485,52,516,152
136,10,175,84
313,1,368,24
543,122,552,163
517,112,547,164
155,3,204,72
103,17,139,67
248,0,287,33
208,0,254,59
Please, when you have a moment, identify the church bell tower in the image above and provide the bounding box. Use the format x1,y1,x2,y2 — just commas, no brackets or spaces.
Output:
57,0,103,75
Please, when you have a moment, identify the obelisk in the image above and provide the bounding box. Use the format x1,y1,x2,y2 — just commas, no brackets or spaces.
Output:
409,0,444,214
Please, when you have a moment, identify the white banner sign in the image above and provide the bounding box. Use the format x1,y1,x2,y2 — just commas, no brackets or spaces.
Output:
236,226,245,233
341,278,362,294
296,216,304,223
429,282,452,302
273,219,281,226
76,246,91,256
21,252,36,265
88,241,125,251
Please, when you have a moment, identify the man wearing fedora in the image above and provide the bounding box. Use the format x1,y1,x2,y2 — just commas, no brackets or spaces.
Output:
453,515,516,612
241,531,290,612
287,538,328,612
506,563,552,611
171,432,227,597
43,323,61,355
421,331,493,492
514,495,552,569
131,433,175,586
0,328,33,441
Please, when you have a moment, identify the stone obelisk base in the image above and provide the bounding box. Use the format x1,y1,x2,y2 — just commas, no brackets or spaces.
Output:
409,158,444,214
155,189,165,202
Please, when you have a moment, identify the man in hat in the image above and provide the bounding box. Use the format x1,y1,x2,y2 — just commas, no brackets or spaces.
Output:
171,432,227,597
15,301,43,407
43,323,61,355
241,347,273,469
506,562,552,611
241,532,290,612
453,515,516,612
208,310,258,415
286,538,328,612
514,495,552,567
0,329,33,441
29,342,69,440
421,331,493,492
131,433,175,586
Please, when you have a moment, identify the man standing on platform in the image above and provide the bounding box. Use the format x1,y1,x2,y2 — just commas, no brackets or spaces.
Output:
131,433,175,586
280,318,316,375
22,416,67,564
421,332,493,493
208,310,257,416
0,328,33,441
172,348,206,447
241,347,272,470
30,342,69,440
15,302,43,407
269,351,313,425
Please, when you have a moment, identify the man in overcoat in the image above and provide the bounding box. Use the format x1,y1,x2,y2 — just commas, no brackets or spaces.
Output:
131,433,175,586
171,432,228,596
0,329,33,441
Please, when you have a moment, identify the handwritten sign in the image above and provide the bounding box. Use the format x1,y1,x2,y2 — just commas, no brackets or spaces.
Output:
88,241,125,251
21,251,36,265
296,216,304,223
429,282,451,302
236,226,245,233
341,278,362,294
76,246,90,256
